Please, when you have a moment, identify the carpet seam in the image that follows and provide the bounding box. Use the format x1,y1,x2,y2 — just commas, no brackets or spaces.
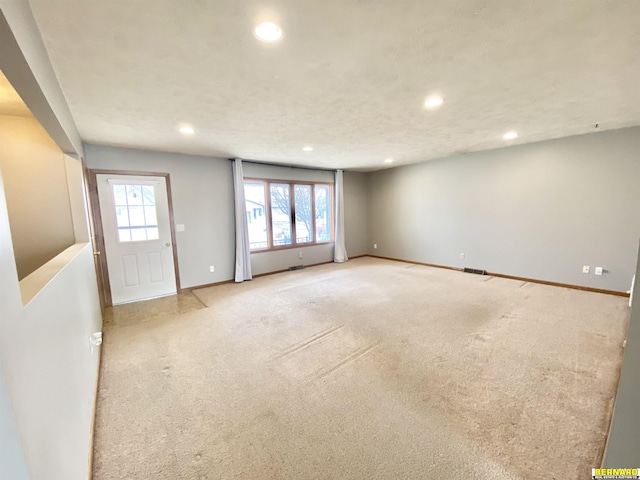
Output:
274,325,345,359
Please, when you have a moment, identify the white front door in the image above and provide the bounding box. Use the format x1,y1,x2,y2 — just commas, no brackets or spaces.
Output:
96,174,177,305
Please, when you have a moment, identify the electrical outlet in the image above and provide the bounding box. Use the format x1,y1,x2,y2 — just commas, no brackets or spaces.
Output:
298,252,303,259
582,265,590,274
209,265,215,273
89,332,102,353
595,267,603,276
460,253,465,259
373,244,377,249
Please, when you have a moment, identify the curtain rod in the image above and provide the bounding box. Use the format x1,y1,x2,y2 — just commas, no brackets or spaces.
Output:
229,158,337,173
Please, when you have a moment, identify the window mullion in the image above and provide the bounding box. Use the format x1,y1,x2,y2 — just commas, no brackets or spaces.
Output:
311,185,316,243
290,183,296,246
265,181,274,249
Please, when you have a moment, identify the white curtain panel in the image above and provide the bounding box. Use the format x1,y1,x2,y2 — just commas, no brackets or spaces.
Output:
233,159,252,282
334,169,348,263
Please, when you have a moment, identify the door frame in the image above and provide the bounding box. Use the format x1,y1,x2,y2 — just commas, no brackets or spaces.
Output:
88,169,181,307
82,160,106,312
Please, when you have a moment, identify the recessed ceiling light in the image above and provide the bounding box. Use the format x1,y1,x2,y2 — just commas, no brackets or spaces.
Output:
384,158,394,164
254,22,283,42
424,96,444,108
302,146,313,152
503,131,518,140
179,126,194,135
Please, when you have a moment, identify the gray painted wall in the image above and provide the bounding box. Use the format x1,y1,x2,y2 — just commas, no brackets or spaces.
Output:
604,241,640,465
85,146,371,284
85,145,236,288
344,171,370,257
369,127,640,293
243,162,334,183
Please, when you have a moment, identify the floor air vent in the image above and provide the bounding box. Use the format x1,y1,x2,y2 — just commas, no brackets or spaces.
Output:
463,267,486,275
288,265,304,271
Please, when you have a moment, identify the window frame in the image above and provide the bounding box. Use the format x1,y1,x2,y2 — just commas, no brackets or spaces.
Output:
244,178,334,253
110,182,161,244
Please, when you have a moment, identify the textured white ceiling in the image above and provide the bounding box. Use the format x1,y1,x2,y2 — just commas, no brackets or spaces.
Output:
27,0,640,171
0,71,33,117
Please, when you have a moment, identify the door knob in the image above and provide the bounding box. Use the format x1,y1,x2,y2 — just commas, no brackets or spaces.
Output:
165,242,171,247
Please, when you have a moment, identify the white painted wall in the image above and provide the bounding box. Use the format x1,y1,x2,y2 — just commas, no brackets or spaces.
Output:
0,368,29,480
0,115,76,279
0,0,83,155
0,164,102,479
0,6,102,479
64,154,91,243
369,127,640,293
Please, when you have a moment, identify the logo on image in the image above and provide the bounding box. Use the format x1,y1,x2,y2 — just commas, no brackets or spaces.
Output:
592,468,640,479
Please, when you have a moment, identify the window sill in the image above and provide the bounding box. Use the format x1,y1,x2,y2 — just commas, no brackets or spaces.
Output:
250,242,334,254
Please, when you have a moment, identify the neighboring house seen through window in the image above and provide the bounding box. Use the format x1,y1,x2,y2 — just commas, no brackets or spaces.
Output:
244,180,333,251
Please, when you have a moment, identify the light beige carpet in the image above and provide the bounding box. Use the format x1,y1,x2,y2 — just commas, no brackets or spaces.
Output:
93,257,630,480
